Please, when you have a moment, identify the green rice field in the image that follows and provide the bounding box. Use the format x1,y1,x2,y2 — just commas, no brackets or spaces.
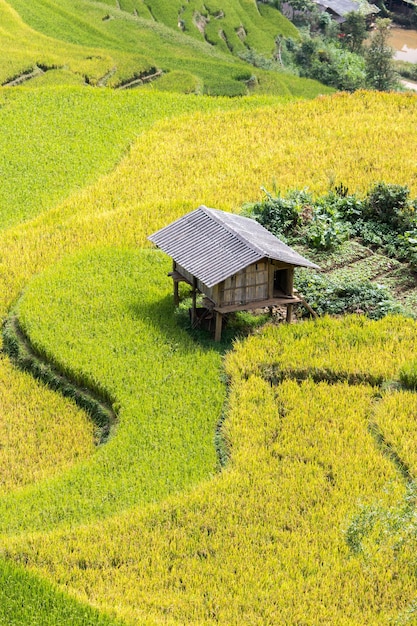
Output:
1,1,417,623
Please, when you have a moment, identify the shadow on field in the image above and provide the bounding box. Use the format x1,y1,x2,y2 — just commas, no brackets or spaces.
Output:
129,292,269,356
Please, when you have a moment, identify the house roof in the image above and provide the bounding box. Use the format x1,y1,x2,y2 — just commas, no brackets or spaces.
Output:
148,206,319,288
314,0,379,16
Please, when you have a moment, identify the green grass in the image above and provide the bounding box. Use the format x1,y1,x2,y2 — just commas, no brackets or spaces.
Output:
0,87,299,229
0,0,153,87
0,88,178,227
2,0,325,96
0,0,415,622
97,0,299,53
0,248,225,533
0,558,123,626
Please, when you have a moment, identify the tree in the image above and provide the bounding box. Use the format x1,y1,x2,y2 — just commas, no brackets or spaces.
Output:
365,18,399,90
341,12,368,53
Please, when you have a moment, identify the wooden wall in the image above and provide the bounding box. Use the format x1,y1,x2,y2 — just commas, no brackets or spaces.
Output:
176,260,295,308
176,263,216,301
219,261,268,306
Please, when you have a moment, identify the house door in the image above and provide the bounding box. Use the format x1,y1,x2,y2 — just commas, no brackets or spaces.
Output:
273,269,291,296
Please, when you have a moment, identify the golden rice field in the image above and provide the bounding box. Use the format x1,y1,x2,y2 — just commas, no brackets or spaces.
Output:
4,319,417,624
2,89,417,624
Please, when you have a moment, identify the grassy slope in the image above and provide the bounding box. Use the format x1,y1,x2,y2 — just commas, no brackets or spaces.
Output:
0,559,123,626
0,92,416,623
4,317,417,625
0,92,416,527
0,88,290,229
0,0,152,86
0,2,386,625
3,248,225,531
136,0,297,52
2,0,327,96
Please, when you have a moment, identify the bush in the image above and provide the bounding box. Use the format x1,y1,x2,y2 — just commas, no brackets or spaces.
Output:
307,207,349,250
366,181,413,230
245,187,349,249
332,193,365,221
243,187,313,239
294,36,366,91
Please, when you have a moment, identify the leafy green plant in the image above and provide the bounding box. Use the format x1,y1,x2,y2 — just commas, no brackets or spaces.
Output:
366,181,413,230
293,36,366,91
307,206,349,250
400,229,417,269
243,187,313,240
295,270,405,318
331,192,365,221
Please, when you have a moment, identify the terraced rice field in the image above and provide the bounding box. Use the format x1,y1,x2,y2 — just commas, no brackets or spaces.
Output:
0,85,417,623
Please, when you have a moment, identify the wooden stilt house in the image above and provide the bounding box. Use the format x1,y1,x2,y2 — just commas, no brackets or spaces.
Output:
148,206,319,341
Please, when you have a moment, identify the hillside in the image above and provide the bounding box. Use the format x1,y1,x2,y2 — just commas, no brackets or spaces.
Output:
0,89,416,624
0,0,330,96
1,1,417,624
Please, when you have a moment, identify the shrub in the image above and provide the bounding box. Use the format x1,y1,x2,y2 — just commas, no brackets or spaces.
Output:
243,187,313,239
307,207,349,250
244,187,350,249
331,192,365,221
294,37,366,91
366,181,413,230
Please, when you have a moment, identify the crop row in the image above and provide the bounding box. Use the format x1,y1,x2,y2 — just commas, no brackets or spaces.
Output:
0,248,225,533
1,90,417,623
0,87,291,229
4,369,417,624
226,314,417,385
3,0,323,96
0,0,151,87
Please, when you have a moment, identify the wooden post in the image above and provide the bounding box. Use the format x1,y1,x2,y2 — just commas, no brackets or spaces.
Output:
268,261,275,298
172,261,179,307
214,311,223,342
286,304,293,324
191,276,197,325
173,281,179,307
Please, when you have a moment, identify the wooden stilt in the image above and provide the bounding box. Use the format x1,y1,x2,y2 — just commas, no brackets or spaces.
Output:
191,276,197,325
214,311,223,342
286,304,293,323
172,261,179,307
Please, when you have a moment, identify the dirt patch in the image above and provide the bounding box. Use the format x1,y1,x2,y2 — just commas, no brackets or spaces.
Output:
117,68,163,89
193,11,209,35
2,66,45,87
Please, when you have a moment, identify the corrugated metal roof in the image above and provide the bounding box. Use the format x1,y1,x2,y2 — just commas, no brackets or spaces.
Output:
148,206,319,288
314,0,379,15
